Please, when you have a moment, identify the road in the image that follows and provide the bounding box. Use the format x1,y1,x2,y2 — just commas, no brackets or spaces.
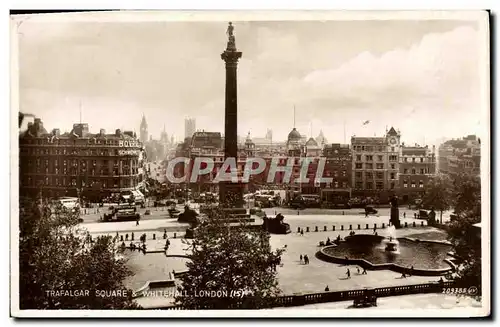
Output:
79,203,453,226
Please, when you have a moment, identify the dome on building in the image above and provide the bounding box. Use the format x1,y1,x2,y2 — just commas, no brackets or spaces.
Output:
245,131,254,145
306,137,318,147
288,128,302,141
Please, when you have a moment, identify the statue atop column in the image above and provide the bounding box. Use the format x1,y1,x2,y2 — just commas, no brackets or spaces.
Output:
226,22,236,51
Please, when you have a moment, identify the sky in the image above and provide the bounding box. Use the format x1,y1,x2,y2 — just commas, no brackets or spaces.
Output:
15,14,487,146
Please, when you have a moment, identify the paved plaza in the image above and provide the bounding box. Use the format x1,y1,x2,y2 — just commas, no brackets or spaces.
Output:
78,209,456,308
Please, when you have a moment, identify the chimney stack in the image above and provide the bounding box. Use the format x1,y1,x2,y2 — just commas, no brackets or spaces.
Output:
52,128,60,136
100,129,106,136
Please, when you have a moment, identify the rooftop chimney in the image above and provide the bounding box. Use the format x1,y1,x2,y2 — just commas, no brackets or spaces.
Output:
115,129,121,136
100,129,106,136
52,128,60,136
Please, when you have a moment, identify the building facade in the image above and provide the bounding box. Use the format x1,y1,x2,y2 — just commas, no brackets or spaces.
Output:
398,144,436,202
438,135,480,178
184,118,196,140
351,127,401,203
320,143,352,204
19,118,145,201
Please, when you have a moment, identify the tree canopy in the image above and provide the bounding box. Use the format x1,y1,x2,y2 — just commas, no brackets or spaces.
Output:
446,174,482,292
175,208,284,309
19,197,140,309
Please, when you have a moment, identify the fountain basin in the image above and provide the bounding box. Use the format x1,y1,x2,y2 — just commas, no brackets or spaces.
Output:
317,234,453,276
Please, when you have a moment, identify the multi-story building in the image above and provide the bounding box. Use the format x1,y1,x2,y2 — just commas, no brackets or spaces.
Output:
351,127,401,203
184,118,196,140
398,144,436,202
19,118,145,201
438,135,480,178
320,143,352,204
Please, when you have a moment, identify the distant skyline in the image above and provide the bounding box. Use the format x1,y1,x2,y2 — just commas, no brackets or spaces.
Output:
16,14,487,147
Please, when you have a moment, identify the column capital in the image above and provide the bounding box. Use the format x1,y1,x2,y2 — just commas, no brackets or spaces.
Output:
221,50,242,64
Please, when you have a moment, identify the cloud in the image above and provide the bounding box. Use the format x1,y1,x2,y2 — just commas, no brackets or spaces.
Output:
237,25,482,143
302,26,479,113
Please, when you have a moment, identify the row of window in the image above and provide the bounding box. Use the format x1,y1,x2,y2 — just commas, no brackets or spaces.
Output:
352,145,396,152
355,172,397,180
402,168,429,175
354,181,396,190
22,176,138,188
356,155,398,162
402,180,425,188
402,157,432,163
355,163,397,170
23,167,140,176
26,158,139,169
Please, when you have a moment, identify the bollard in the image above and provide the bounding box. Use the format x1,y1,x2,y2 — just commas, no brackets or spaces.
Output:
153,234,156,240
333,226,336,231
131,232,135,241
174,232,177,239
306,227,310,233
120,235,123,242
421,221,424,227
341,225,344,231
324,226,327,232
358,224,361,230
413,222,416,227
405,222,408,228
349,225,352,230
315,226,318,232
366,224,369,229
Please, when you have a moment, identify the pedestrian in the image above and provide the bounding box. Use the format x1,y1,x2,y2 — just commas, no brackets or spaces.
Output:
301,229,304,236
325,285,330,292
401,272,407,278
373,226,377,234
300,254,303,264
357,267,360,274
414,213,417,219
362,267,367,275
304,255,309,265
136,219,139,226
365,212,368,218
346,268,351,279
297,210,300,215
410,266,414,276
403,212,406,218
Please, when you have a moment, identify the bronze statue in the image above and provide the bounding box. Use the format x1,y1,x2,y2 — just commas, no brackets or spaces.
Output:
226,22,234,37
226,22,236,50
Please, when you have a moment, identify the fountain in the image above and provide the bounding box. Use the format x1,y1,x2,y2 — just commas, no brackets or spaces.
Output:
383,226,399,252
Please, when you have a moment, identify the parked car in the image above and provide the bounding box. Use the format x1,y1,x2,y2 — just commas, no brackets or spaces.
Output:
365,205,378,215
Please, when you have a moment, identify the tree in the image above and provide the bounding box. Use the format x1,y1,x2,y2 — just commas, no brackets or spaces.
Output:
422,173,454,224
19,196,140,309
446,173,482,294
175,207,284,309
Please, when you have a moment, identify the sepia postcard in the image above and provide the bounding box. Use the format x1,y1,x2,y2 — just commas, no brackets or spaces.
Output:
10,10,490,318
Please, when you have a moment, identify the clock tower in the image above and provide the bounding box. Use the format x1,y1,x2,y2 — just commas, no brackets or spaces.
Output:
386,126,400,149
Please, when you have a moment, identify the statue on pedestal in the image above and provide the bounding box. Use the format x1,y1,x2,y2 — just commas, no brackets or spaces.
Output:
389,195,401,228
226,22,236,51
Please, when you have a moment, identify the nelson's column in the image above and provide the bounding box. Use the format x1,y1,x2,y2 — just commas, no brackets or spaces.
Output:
219,22,246,215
